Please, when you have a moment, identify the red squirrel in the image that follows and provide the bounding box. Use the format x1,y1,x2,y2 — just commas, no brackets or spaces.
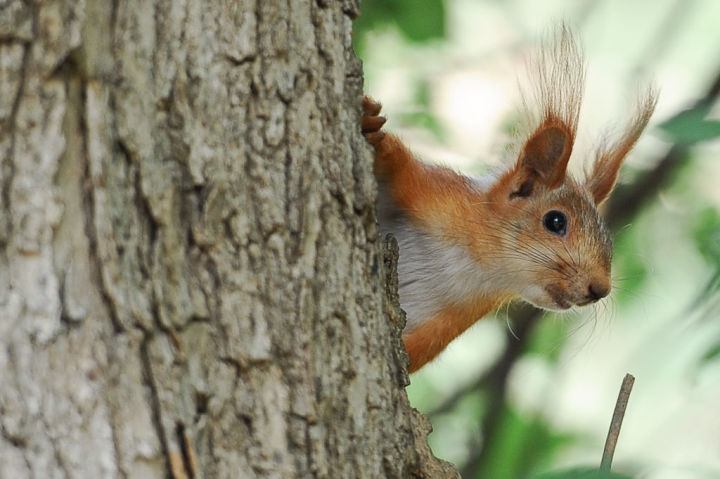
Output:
362,30,657,373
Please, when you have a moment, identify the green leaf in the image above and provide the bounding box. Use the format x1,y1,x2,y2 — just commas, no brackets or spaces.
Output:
527,468,633,479
393,0,446,42
354,0,446,48
658,105,720,145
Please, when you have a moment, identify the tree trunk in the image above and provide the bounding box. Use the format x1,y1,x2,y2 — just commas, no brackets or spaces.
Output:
0,1,457,478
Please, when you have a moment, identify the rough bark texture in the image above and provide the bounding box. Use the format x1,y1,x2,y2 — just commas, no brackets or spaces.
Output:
0,1,457,478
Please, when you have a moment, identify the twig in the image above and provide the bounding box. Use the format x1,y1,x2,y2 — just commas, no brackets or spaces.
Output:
600,373,635,472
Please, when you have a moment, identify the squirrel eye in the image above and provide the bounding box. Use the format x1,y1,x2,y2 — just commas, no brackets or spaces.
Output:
543,210,567,236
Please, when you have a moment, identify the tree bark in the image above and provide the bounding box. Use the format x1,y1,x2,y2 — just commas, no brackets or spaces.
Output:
0,1,456,478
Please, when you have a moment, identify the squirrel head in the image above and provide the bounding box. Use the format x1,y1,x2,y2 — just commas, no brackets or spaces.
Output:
476,28,657,311
484,155,614,310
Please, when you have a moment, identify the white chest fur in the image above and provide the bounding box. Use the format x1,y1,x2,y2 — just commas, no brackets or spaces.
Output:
376,181,497,333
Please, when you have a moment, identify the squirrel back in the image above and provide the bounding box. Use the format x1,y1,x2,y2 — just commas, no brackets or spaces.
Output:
363,29,657,373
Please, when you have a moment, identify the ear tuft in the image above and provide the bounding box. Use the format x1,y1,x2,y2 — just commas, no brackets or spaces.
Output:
587,86,658,204
514,26,584,191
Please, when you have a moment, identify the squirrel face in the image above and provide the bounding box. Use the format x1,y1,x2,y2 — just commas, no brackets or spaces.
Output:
480,176,613,311
474,66,655,312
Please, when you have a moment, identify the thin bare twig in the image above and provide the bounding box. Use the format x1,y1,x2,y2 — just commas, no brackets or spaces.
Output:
600,373,635,472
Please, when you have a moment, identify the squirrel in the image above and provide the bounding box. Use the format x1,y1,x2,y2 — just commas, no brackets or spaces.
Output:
362,29,658,373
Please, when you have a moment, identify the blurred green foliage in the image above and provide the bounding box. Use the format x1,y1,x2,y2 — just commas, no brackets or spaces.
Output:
398,80,448,140
693,207,720,270
354,2,447,140
475,406,576,479
610,227,649,305
528,469,632,479
526,317,573,363
354,0,446,54
692,206,720,322
659,105,720,145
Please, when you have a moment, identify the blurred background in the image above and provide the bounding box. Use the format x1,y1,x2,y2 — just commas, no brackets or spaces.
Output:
354,1,720,478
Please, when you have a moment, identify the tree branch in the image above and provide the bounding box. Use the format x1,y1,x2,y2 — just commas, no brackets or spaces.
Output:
600,374,635,472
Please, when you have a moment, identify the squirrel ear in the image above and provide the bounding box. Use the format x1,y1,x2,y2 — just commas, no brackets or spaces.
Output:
586,148,624,205
586,88,658,204
516,121,573,191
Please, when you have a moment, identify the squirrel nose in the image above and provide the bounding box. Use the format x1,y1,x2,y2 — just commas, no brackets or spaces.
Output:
587,282,610,302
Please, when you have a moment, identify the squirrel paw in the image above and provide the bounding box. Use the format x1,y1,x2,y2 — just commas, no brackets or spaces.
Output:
362,96,387,147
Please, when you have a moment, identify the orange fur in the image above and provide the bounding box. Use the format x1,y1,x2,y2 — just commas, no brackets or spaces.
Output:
403,296,509,373
373,133,481,235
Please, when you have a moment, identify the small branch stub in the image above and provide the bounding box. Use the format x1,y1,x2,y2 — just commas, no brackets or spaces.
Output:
600,373,635,472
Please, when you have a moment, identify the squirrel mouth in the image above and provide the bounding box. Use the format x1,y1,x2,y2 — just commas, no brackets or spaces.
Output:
550,293,596,309
576,297,595,307
544,286,572,310
553,298,572,310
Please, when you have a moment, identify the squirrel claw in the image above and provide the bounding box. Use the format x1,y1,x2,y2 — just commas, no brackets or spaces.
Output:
362,96,387,146
363,96,383,116
362,114,387,134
